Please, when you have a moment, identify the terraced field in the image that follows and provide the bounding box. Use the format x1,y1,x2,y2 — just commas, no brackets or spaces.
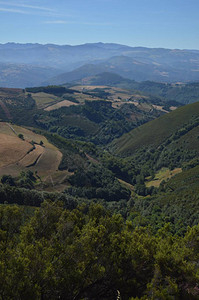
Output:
0,122,63,180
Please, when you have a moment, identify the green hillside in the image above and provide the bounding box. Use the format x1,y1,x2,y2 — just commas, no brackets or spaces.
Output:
125,81,199,105
112,101,199,156
106,101,199,216
134,164,199,234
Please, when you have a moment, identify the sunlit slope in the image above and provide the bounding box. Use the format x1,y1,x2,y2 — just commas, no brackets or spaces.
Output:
0,122,62,177
111,101,199,156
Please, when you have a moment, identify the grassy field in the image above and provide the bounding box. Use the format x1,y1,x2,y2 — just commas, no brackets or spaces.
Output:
45,99,79,111
0,122,17,136
32,147,62,175
0,132,32,167
0,122,63,187
19,145,45,167
30,92,60,109
10,124,58,150
73,85,108,91
30,90,103,110
145,167,182,187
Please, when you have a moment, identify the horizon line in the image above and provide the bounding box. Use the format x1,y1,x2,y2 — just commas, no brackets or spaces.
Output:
0,41,198,51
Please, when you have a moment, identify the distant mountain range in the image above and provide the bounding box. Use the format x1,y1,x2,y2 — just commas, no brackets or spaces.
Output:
45,53,199,85
0,42,199,87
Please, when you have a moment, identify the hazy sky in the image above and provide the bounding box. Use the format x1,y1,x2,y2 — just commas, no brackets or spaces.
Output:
0,0,199,49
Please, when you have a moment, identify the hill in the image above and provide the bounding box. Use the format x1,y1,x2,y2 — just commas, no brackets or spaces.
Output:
0,62,61,88
43,64,108,86
118,80,199,105
72,72,132,86
46,54,199,85
96,100,199,232
0,122,62,179
0,122,95,192
69,72,199,105
73,73,199,104
1,42,199,87
111,101,199,156
0,42,133,69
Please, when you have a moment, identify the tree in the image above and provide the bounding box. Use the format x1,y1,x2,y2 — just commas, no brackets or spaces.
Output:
18,133,24,140
1,175,15,186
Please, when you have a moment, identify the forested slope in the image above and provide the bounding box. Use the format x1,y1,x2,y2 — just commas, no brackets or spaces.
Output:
112,101,199,155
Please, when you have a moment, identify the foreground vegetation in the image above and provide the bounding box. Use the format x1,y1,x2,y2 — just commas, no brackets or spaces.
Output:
0,201,199,300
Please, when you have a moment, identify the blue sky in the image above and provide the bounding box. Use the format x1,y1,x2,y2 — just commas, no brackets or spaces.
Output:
0,0,199,49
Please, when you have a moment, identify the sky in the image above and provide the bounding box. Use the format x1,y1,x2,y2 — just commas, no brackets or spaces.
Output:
0,0,199,49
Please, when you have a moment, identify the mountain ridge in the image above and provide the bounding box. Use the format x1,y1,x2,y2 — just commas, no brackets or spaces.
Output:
1,42,199,87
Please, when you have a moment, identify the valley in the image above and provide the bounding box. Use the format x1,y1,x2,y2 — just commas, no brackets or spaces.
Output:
0,80,199,299
0,83,199,221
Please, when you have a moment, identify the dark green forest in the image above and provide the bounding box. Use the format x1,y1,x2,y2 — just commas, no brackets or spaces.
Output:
1,201,199,299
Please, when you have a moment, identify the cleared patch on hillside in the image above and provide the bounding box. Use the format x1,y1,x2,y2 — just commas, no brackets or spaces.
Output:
0,122,62,180
19,145,45,167
45,99,78,111
145,167,182,188
30,92,59,109
30,90,103,110
32,147,62,175
9,124,57,150
73,85,108,91
0,133,32,167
